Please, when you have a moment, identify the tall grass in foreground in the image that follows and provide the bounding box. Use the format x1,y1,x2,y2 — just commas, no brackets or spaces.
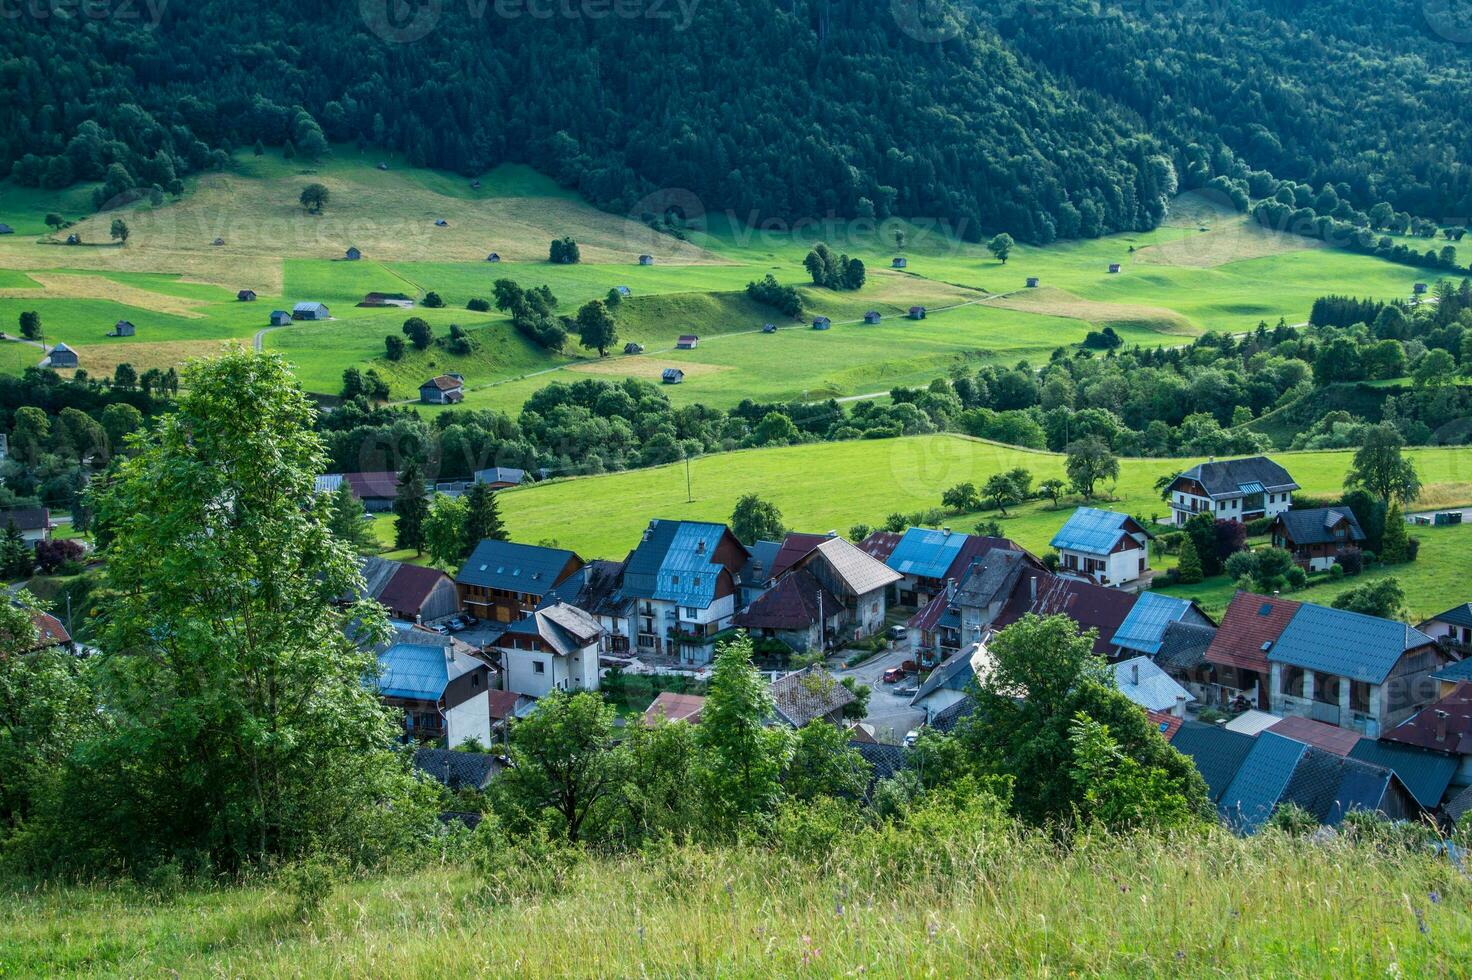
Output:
3,820,1469,977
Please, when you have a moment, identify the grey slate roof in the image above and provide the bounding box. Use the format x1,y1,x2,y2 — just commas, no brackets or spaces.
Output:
1153,620,1218,672
805,537,902,596
456,539,578,593
1279,748,1395,827
538,559,629,620
1426,603,1472,630
953,549,1028,610
851,741,909,785
413,748,502,791
770,666,855,727
1268,603,1437,684
1112,656,1193,712
1432,658,1472,685
622,520,744,609
739,539,782,588
910,642,986,705
1171,721,1257,804
930,695,976,734
1273,507,1365,546
1175,456,1299,500
1346,739,1457,810
501,602,603,655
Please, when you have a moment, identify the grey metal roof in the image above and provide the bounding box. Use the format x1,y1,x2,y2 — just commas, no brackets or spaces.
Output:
1346,739,1457,810
1273,507,1365,547
911,641,987,705
806,537,902,596
1111,656,1194,712
851,741,909,784
1268,603,1436,684
1113,593,1195,656
930,695,976,734
1219,731,1307,832
456,539,579,592
1280,748,1394,827
502,602,603,655
1432,658,1472,685
953,549,1027,610
1050,507,1135,555
886,528,969,579
770,666,855,727
739,539,782,588
1172,721,1257,803
1175,456,1299,500
622,520,744,609
538,559,629,619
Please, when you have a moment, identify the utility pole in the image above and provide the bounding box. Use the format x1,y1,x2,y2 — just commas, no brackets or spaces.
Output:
817,590,824,654
685,454,693,503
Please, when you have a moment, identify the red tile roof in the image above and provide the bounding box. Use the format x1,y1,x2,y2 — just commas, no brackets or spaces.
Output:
30,611,69,648
857,531,902,564
1205,591,1301,674
643,692,705,726
1144,709,1183,743
344,471,400,500
995,569,1137,656
1267,715,1362,757
421,374,463,391
944,535,1032,581
1381,682,1472,755
486,689,521,721
769,533,831,580
733,570,840,632
378,563,453,620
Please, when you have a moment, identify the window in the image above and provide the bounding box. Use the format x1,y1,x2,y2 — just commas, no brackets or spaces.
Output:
533,661,546,674
684,607,700,619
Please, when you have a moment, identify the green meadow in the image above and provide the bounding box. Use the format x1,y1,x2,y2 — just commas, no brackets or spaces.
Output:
0,150,1442,409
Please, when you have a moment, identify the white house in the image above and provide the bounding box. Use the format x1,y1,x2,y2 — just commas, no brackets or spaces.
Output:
620,520,749,665
1049,506,1151,588
1164,456,1298,526
373,630,493,748
491,602,604,698
0,507,54,544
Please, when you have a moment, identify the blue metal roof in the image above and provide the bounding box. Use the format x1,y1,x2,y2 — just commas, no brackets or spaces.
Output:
455,539,578,592
1268,603,1437,684
886,528,968,580
1236,481,1266,495
1433,658,1472,684
1347,739,1457,810
1050,507,1130,555
376,639,449,701
622,520,741,609
1112,592,1193,656
1220,732,1307,832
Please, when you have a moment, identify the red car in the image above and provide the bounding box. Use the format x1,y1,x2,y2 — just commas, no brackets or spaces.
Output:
882,666,908,684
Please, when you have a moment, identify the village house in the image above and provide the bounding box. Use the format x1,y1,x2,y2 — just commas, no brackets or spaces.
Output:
539,559,633,655
1112,656,1193,717
419,374,465,405
1267,602,1448,736
472,467,527,490
738,538,784,607
770,665,855,727
676,335,699,349
1380,682,1472,790
490,602,603,698
1050,506,1152,588
455,539,584,624
237,289,257,302
891,257,907,268
0,507,54,544
662,368,684,384
412,748,503,792
910,639,993,723
1200,591,1300,710
788,536,903,641
1165,456,1298,526
1418,603,1472,657
643,691,706,726
1149,619,1220,701
351,556,461,624
1110,592,1213,661
46,343,77,369
373,629,493,748
732,570,845,653
315,471,398,511
292,301,330,321
621,519,749,664
1269,506,1366,571
269,310,293,326
884,527,1031,608
908,305,926,320
864,311,881,324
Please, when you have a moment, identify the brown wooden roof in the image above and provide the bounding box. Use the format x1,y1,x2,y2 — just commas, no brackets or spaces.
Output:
1204,591,1301,674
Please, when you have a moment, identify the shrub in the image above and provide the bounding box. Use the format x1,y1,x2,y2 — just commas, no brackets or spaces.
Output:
1245,516,1274,537
1335,547,1364,576
1286,567,1308,590
467,297,491,312
281,855,339,921
1328,563,1345,579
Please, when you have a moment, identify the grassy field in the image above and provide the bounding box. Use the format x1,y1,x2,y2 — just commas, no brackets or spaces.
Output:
3,828,1468,976
492,434,1472,557
0,152,1442,408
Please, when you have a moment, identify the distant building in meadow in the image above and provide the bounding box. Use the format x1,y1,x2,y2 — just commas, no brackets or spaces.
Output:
662,368,685,384
908,306,926,320
46,342,78,369
639,254,654,265
864,311,881,324
892,257,907,268
110,320,135,337
344,246,362,261
237,289,257,302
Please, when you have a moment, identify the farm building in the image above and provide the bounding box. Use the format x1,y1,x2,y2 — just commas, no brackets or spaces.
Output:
419,374,465,405
616,285,632,296
212,238,225,246
486,252,500,262
344,247,362,261
293,302,330,321
434,219,449,227
317,472,399,511
864,311,881,324
1026,277,1039,288
470,180,482,189
762,323,777,333
473,467,527,489
676,335,699,349
269,310,293,326
45,343,78,369
908,306,926,320
662,368,685,384
638,254,654,265
65,234,80,244
237,289,257,302
1108,263,1121,274
624,342,644,354
377,162,389,170
812,316,832,330
358,292,415,309
892,257,907,268
110,320,135,337
1414,282,1429,295
0,224,13,235
352,556,462,624
0,507,54,543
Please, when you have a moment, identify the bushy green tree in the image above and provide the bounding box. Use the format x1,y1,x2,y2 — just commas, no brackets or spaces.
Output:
298,183,329,213
327,480,374,548
784,721,871,802
463,483,507,545
1345,423,1421,502
496,690,624,844
697,633,792,826
424,494,469,565
1332,578,1407,620
1065,436,1118,499
1378,502,1412,564
393,460,429,553
730,493,784,545
987,232,1014,264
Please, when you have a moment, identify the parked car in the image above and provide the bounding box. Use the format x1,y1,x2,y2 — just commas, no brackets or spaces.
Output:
428,623,450,635
887,625,907,641
894,684,919,698
903,730,920,747
882,666,907,684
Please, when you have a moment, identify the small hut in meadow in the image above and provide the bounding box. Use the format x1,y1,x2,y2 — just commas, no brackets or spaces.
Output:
47,343,78,369
624,342,644,355
486,253,500,263
662,368,684,385
639,254,654,266
110,320,135,337
812,317,832,331
864,311,881,325
1108,263,1121,274
908,306,927,320
762,323,777,333
238,289,257,302
1026,277,1039,288
344,247,362,261
892,257,907,269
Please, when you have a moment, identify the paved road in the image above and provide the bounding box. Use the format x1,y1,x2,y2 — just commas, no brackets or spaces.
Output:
834,639,926,743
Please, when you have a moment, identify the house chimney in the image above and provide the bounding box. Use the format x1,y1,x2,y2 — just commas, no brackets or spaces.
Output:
942,526,951,536
1176,694,1187,716
1436,709,1450,743
1029,575,1037,602
1131,662,1140,686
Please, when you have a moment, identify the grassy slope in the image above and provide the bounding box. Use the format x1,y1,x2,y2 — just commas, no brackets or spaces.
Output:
495,433,1472,558
3,831,1468,976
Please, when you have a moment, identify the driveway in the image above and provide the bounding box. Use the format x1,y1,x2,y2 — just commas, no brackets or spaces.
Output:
834,640,926,744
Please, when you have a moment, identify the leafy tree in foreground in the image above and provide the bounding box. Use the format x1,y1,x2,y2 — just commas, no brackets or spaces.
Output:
697,633,792,826
730,493,785,545
76,350,425,870
784,720,871,802
496,689,624,844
